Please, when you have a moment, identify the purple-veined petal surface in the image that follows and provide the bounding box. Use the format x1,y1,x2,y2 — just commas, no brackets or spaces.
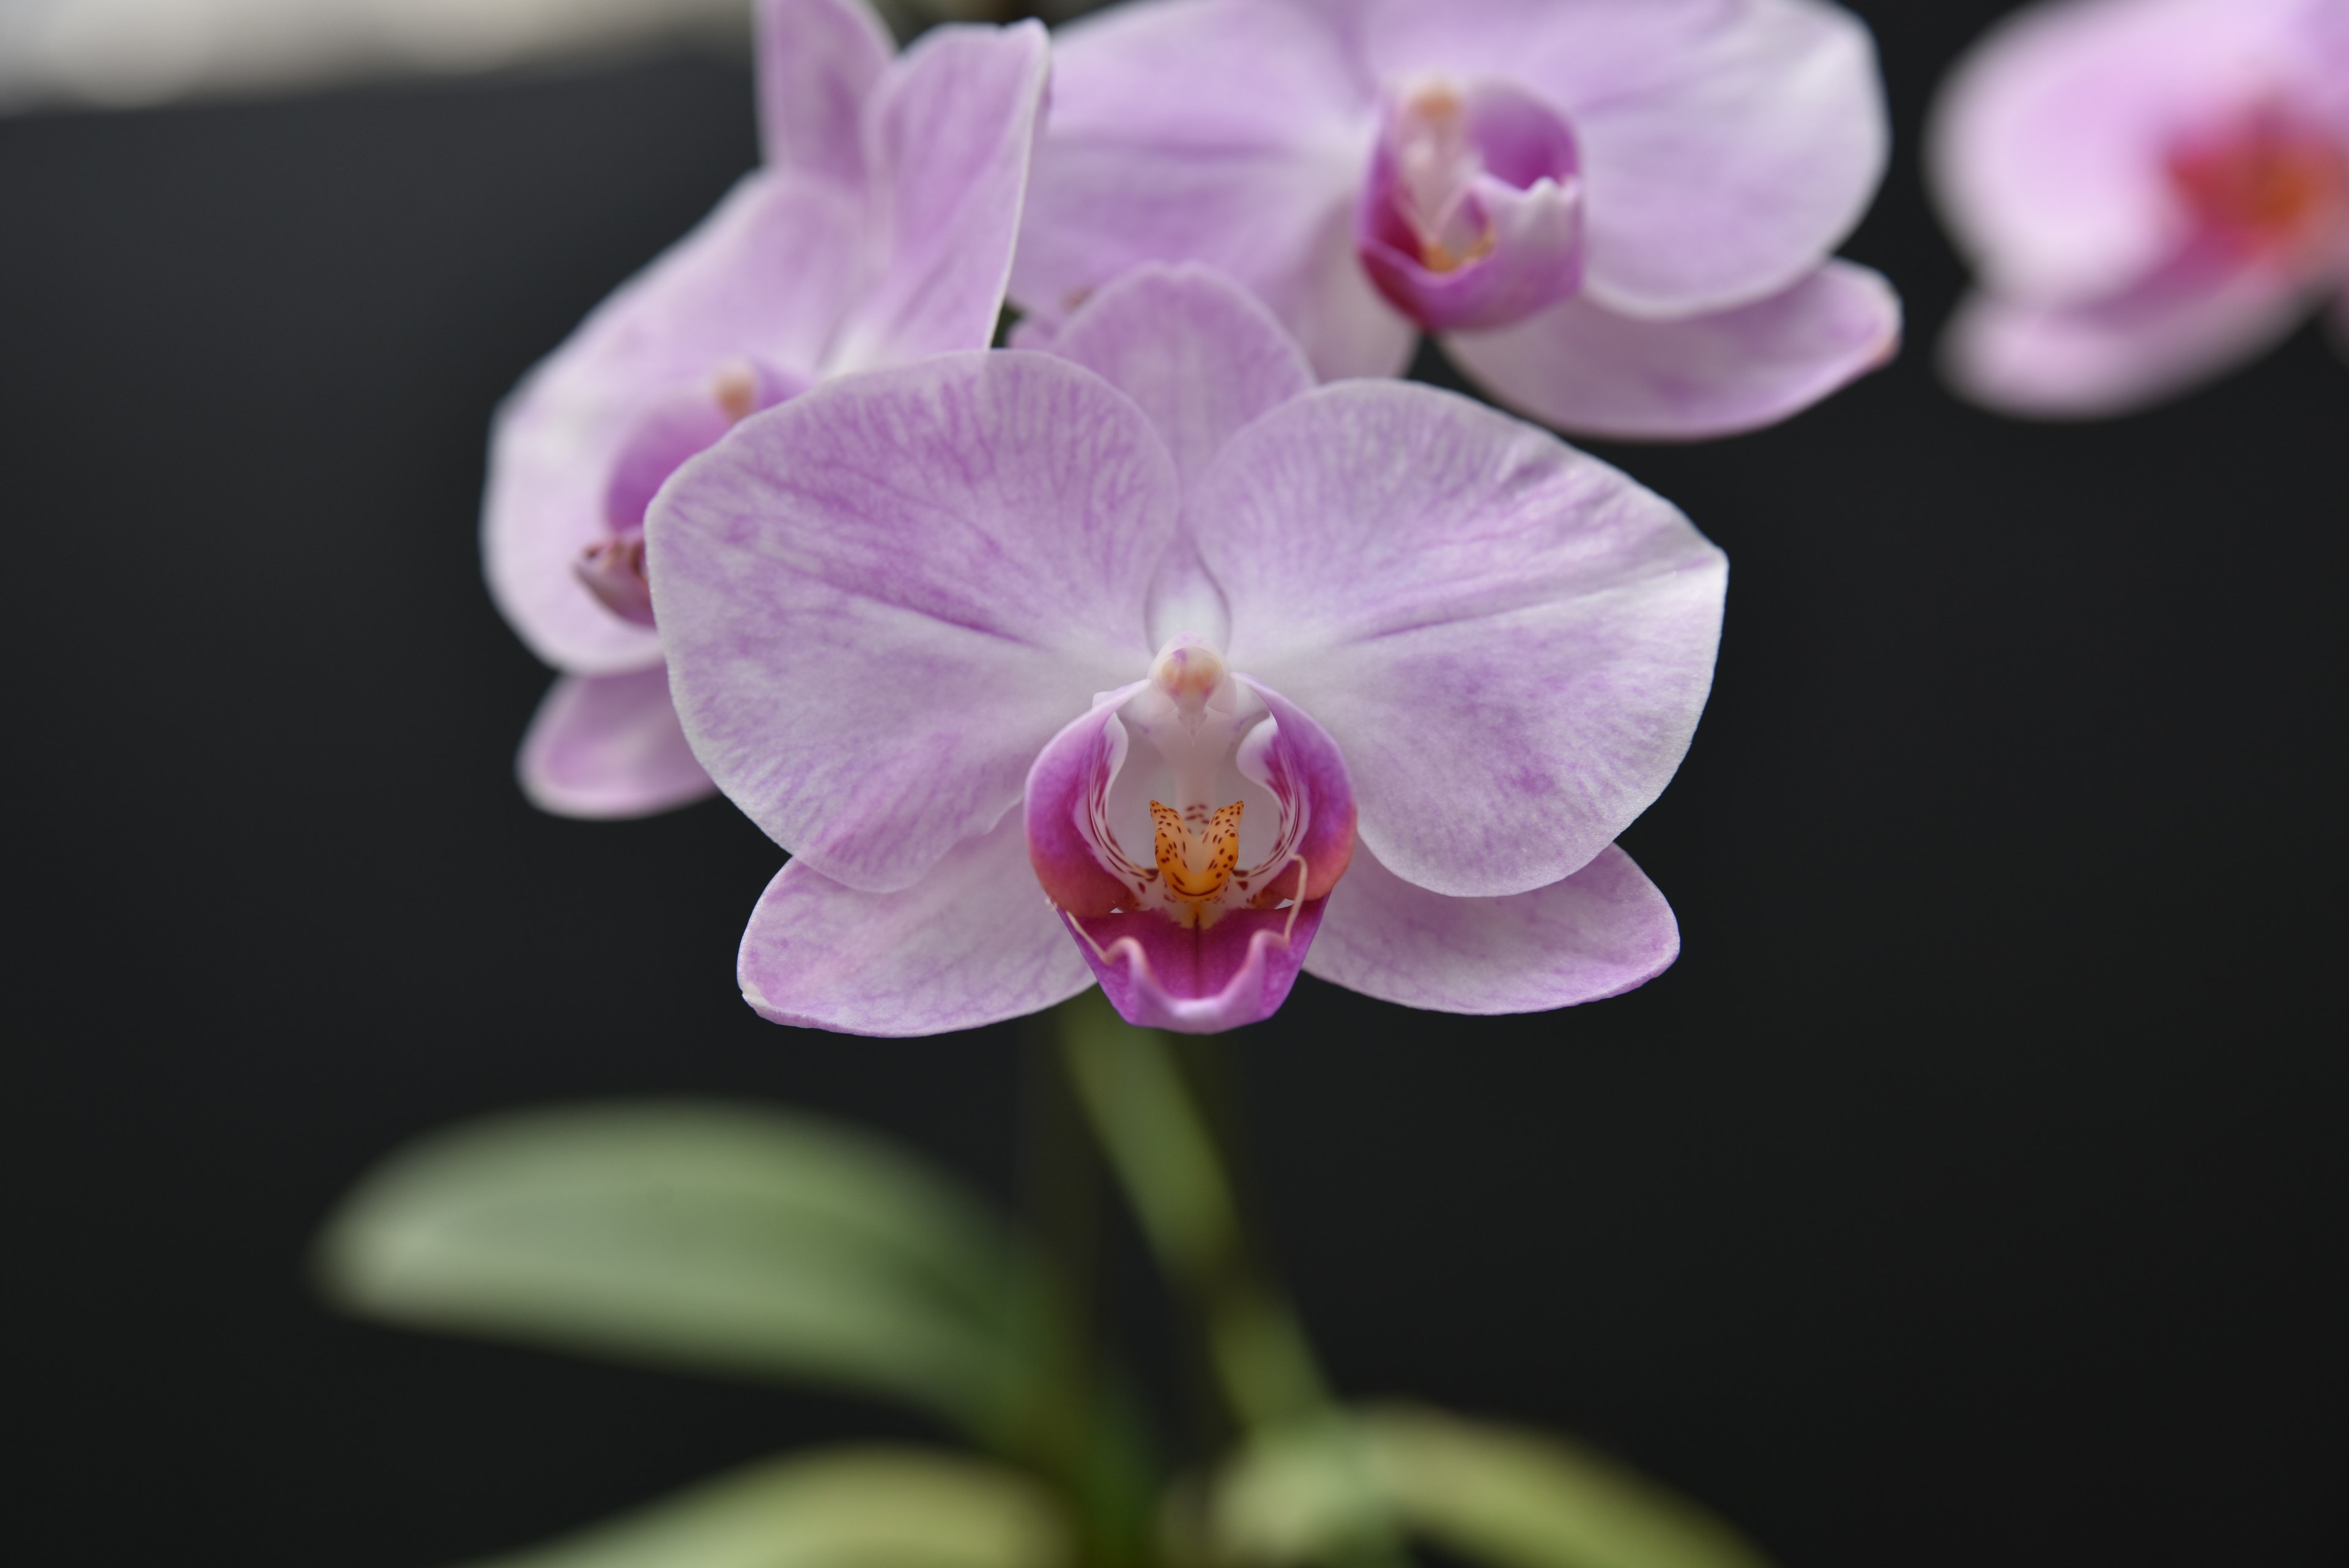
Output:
648,352,1179,893
1304,842,1677,1011
1444,259,1900,439
740,813,1094,1036
1196,382,1726,899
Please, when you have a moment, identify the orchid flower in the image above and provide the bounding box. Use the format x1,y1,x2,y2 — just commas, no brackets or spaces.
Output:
645,266,1726,1035
1931,0,2349,417
481,0,1048,817
1009,0,1899,441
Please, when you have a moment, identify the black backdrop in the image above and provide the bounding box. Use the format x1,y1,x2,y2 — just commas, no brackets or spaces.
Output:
7,3,2343,1563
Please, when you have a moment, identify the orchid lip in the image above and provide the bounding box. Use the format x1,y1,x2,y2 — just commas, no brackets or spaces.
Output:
2164,103,2349,264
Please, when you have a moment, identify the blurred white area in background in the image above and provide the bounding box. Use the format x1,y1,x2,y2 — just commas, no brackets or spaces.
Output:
0,0,1043,113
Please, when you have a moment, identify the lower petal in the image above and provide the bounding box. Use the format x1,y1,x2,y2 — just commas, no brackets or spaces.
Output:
1444,260,1901,439
739,813,1094,1037
1303,842,1677,1014
518,669,713,820
1063,899,1327,1036
1940,267,2321,418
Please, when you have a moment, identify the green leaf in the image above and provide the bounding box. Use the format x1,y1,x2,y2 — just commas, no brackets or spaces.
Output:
460,1446,1070,1568
1206,1405,1772,1568
316,1101,1031,1436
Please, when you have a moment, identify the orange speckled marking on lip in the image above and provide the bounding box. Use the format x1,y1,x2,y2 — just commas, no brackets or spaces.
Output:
1151,798,1244,916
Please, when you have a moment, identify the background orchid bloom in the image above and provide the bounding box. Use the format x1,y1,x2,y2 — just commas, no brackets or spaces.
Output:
480,0,1047,817
1931,0,2349,417
648,265,1726,1036
1009,0,1899,441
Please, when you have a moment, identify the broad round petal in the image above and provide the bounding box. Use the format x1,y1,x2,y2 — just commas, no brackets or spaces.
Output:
1444,259,1900,439
1304,842,1677,1012
1940,263,2323,417
517,669,714,820
1568,0,1889,317
825,20,1052,374
1928,0,2332,303
1012,0,1412,381
648,351,1179,892
755,0,893,186
483,171,863,675
1197,383,1726,899
1354,0,1739,101
739,814,1094,1036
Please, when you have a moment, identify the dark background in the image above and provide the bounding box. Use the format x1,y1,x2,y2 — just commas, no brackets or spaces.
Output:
7,3,2343,1563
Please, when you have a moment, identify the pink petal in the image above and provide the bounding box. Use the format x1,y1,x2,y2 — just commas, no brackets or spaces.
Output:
1354,0,1739,100
1444,259,1900,439
1304,842,1677,1013
1011,0,1412,381
484,171,863,675
1928,0,2333,304
1940,259,2323,417
1569,0,1889,317
825,20,1052,374
1193,382,1726,899
1061,901,1329,1035
754,0,893,186
517,669,715,820
739,814,1094,1036
648,352,1179,893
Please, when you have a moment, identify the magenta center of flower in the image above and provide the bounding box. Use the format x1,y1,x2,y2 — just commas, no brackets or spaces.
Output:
576,360,794,628
2165,105,2349,261
1388,84,1497,274
1075,634,1315,932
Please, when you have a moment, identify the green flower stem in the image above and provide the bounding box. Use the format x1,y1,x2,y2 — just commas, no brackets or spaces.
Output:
1056,992,1409,1568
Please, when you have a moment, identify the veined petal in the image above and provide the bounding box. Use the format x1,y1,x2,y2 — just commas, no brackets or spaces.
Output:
1445,259,1900,439
1940,261,2323,418
1355,0,1738,101
517,669,715,820
484,171,863,675
1061,901,1329,1035
648,352,1179,893
755,0,893,186
1570,0,1889,317
1012,0,1410,381
1198,382,1725,899
827,20,1051,374
1043,265,1315,494
1305,842,1677,1013
740,813,1094,1036
1928,0,2332,303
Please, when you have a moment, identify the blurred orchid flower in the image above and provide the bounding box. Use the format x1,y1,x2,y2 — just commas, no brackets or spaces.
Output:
1931,0,2349,416
1010,0,1899,440
482,0,1047,817
647,266,1725,1035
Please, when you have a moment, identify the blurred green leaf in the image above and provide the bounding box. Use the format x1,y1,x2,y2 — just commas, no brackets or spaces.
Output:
316,1101,1031,1436
1205,1404,1771,1568
459,1445,1070,1568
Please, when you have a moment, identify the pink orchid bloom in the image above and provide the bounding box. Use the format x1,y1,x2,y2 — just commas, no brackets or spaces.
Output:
481,0,1048,817
1009,0,1900,441
1932,0,2349,416
645,266,1726,1035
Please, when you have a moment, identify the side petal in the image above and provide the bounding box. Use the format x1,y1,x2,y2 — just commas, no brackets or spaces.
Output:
1570,0,1889,317
484,171,863,675
1927,0,2325,303
518,669,715,820
648,352,1180,893
826,20,1052,374
1011,0,1411,381
1304,842,1677,1013
1939,264,2320,418
739,814,1094,1036
755,0,894,185
1444,259,1900,439
1063,901,1329,1035
1196,382,1725,899
1043,264,1316,492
